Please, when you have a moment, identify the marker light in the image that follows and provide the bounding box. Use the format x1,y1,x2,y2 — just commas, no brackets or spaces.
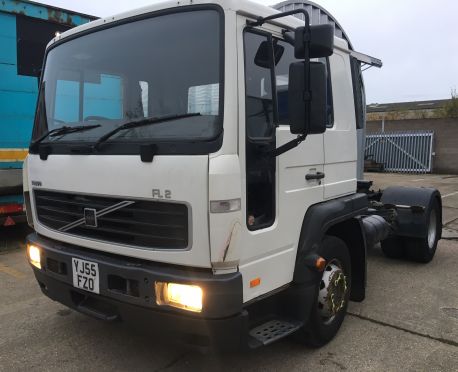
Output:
250,277,261,288
210,198,241,213
155,282,203,313
315,257,327,272
27,244,41,269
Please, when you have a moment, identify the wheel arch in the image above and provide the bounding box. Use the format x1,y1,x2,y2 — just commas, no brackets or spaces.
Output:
326,218,367,302
294,193,368,302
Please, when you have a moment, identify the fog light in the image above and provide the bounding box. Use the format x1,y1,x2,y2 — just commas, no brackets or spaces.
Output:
27,244,41,269
155,282,203,312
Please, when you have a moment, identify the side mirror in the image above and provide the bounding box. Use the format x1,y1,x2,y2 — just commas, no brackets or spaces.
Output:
288,61,328,135
295,24,335,59
254,40,285,68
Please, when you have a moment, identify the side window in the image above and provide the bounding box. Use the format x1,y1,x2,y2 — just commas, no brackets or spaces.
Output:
274,39,334,127
244,30,276,230
323,58,334,128
350,57,365,129
243,31,275,139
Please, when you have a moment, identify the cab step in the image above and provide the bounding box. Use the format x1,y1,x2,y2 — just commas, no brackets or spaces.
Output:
249,319,303,346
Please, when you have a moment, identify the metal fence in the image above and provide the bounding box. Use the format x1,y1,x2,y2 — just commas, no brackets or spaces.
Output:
365,131,434,173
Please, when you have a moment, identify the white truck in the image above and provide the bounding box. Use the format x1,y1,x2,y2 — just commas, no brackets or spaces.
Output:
24,0,442,350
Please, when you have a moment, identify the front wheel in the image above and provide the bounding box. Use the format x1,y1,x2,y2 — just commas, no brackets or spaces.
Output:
295,236,351,347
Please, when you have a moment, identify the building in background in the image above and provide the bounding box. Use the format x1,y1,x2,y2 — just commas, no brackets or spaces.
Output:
0,0,96,226
365,98,458,174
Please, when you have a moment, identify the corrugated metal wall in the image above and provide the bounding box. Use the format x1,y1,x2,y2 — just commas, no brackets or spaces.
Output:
273,0,353,49
0,0,95,169
0,11,38,168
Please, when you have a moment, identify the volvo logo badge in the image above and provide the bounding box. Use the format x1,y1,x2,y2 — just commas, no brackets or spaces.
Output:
83,208,97,227
59,201,134,232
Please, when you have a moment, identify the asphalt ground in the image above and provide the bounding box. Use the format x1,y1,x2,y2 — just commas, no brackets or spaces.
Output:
0,173,457,371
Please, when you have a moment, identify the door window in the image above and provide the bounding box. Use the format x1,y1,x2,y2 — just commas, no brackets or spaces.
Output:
244,32,275,139
244,30,276,230
350,57,365,129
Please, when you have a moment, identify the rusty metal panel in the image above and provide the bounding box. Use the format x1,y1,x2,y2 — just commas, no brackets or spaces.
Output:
0,0,96,27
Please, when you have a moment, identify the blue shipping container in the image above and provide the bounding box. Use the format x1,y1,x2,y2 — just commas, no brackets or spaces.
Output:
0,0,95,223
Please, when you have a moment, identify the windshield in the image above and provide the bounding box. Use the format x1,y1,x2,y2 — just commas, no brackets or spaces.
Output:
33,8,223,152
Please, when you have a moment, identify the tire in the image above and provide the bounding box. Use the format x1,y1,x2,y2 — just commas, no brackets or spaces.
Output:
381,237,405,259
295,236,351,348
405,199,441,263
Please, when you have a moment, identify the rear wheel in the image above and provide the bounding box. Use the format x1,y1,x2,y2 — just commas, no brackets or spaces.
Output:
380,198,441,263
381,237,405,259
295,236,351,347
405,200,441,263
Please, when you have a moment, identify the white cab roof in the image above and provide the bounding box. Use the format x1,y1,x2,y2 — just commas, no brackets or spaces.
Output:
48,0,349,51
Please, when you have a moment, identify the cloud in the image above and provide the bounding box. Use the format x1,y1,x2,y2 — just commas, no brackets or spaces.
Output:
39,0,458,103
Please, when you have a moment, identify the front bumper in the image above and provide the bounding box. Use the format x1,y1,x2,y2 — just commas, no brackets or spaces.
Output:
27,233,247,350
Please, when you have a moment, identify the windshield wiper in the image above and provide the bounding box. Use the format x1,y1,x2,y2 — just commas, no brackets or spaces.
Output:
92,113,201,150
30,124,101,152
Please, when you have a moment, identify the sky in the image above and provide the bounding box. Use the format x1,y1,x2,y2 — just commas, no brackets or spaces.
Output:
38,0,458,104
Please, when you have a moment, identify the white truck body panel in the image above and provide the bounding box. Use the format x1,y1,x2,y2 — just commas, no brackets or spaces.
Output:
28,0,358,303
324,49,358,200
27,154,212,267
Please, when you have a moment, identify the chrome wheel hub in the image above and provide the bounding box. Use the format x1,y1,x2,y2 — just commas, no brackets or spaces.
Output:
318,261,348,322
427,209,437,249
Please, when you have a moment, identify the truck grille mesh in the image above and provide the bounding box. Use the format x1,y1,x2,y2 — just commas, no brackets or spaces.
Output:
34,190,188,249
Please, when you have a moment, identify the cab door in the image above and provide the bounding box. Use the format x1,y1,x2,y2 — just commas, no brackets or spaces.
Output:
237,17,325,303
323,50,358,200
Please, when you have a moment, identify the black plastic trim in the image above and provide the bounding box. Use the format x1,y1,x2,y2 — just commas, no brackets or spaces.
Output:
27,232,242,319
33,268,247,351
293,193,369,284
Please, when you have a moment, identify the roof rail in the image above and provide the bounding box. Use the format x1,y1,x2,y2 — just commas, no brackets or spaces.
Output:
273,1,382,69
351,50,383,68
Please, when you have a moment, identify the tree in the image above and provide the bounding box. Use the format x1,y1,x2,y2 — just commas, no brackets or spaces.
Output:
442,88,458,118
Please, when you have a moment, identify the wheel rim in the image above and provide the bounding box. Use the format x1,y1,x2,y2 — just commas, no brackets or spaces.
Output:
318,260,348,324
427,209,437,249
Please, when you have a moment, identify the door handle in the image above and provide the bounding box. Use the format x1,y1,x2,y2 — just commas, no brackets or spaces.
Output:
305,172,325,181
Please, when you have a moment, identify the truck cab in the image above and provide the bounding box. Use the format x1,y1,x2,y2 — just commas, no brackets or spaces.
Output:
24,0,442,350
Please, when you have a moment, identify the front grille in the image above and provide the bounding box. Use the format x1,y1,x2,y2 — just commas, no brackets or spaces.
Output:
34,190,188,249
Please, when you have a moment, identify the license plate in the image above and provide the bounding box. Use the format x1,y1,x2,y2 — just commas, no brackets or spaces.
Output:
72,258,100,294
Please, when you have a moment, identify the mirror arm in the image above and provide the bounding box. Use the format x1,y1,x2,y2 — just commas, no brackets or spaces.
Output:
281,30,295,46
302,25,312,127
272,134,307,157
247,9,310,27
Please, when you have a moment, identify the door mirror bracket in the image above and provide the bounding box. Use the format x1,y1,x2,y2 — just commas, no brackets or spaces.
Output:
272,134,307,157
247,9,334,156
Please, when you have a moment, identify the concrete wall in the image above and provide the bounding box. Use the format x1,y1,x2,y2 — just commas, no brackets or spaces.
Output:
366,118,458,174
